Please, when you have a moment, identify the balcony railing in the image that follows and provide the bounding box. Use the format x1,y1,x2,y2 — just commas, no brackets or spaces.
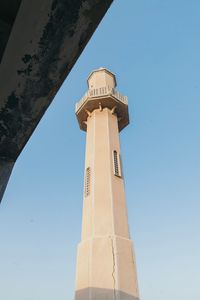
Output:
75,87,128,112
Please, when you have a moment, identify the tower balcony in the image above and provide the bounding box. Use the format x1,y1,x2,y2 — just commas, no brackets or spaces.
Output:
75,86,129,132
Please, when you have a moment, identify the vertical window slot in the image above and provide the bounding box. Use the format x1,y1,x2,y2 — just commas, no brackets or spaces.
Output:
85,167,91,197
113,150,122,177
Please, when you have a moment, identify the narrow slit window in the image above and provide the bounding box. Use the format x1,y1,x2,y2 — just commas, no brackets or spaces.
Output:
85,167,91,197
113,150,122,177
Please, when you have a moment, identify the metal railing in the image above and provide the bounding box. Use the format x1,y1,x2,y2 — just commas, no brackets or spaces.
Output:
75,87,128,112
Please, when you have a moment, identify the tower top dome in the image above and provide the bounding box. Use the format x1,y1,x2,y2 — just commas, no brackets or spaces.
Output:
87,67,117,89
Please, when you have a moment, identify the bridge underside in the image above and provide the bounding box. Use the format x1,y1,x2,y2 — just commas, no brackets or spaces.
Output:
0,0,113,202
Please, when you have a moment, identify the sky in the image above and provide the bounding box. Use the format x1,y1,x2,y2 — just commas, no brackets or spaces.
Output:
0,0,200,299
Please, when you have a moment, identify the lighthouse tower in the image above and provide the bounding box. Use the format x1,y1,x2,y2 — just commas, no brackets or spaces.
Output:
75,68,140,300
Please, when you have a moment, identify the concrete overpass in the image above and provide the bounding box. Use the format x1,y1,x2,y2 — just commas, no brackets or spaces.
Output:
0,0,113,202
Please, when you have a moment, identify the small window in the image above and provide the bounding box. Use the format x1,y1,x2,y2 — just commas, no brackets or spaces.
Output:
113,150,122,177
84,167,91,197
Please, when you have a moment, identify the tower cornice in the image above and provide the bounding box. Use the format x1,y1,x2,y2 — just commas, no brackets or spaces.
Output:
75,86,129,132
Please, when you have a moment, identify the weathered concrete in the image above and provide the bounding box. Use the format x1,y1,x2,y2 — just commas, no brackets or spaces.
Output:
0,0,113,202
75,69,140,300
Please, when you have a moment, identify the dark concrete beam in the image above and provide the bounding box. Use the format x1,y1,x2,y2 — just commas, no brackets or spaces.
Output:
0,0,113,202
0,0,22,63
0,160,14,201
0,18,12,62
0,0,22,24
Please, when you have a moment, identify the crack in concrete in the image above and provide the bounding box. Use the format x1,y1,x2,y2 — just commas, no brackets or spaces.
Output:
110,236,117,300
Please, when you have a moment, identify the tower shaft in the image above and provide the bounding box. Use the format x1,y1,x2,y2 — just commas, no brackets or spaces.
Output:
82,108,129,239
75,107,139,300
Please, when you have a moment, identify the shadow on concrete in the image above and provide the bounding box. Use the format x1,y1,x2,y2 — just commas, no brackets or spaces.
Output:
75,287,139,300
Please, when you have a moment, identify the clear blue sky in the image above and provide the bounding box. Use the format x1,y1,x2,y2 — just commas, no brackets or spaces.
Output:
0,1,200,299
